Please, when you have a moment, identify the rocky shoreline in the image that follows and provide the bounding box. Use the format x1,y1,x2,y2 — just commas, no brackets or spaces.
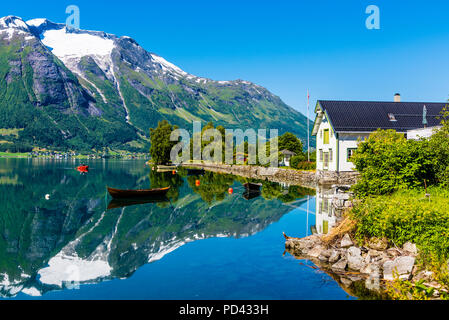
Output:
284,231,445,299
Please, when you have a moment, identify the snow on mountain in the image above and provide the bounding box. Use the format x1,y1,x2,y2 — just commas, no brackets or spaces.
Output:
25,18,47,28
0,16,31,40
41,27,115,61
38,253,112,287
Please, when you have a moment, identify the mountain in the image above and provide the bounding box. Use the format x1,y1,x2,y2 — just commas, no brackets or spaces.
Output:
0,16,313,152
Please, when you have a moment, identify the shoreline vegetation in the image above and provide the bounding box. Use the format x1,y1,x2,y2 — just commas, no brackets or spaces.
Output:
0,151,150,159
285,114,449,299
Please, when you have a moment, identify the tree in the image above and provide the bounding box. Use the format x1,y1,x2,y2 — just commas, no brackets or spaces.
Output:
149,120,178,165
429,107,449,187
278,132,304,155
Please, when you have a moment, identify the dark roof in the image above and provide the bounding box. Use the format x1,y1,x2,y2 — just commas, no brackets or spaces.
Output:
280,149,296,155
318,100,448,132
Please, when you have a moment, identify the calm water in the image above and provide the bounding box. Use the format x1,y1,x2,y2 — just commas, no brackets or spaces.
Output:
0,158,354,300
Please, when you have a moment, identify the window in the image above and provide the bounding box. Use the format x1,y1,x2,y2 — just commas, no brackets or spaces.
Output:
319,149,323,162
329,149,333,162
347,148,357,162
388,113,397,122
323,129,329,144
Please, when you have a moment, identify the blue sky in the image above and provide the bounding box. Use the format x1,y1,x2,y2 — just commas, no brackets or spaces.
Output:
2,0,449,118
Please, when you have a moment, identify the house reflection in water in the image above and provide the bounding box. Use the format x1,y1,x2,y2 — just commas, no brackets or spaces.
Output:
313,186,340,235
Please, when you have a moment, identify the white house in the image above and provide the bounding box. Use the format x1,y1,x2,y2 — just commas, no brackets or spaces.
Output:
407,126,442,140
280,149,296,167
312,94,447,172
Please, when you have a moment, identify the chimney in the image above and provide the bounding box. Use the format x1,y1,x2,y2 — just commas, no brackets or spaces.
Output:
394,93,401,102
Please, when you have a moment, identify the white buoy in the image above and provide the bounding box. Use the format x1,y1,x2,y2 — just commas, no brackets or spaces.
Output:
45,194,50,200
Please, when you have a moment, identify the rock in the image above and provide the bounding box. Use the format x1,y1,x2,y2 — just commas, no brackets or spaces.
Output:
347,246,365,271
403,242,418,256
383,256,415,281
328,250,341,263
332,258,348,272
341,234,353,248
368,249,382,258
386,247,402,258
367,237,388,251
318,254,329,262
340,277,352,287
320,249,333,258
413,270,434,282
365,276,381,291
286,235,322,255
360,262,380,276
308,245,325,258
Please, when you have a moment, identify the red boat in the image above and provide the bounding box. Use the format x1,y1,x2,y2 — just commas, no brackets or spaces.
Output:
77,165,89,173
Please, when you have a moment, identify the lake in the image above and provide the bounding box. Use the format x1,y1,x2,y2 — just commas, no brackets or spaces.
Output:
0,158,355,300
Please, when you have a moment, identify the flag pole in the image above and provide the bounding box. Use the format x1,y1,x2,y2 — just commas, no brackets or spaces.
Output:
307,90,310,162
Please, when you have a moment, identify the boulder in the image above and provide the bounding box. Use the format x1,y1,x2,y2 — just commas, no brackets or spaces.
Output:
332,258,348,272
386,247,402,258
383,256,415,281
403,242,418,256
340,277,353,287
367,237,388,251
341,234,353,248
347,246,365,271
308,245,325,258
328,250,341,263
318,254,329,262
360,262,380,276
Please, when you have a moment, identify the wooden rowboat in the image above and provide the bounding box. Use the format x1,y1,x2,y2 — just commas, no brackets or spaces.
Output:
107,186,170,199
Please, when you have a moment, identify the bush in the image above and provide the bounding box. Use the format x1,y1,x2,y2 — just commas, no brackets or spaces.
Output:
350,187,449,261
351,129,437,196
294,161,316,170
290,154,305,168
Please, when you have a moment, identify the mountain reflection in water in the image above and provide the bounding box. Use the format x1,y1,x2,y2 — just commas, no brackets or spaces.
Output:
0,159,318,299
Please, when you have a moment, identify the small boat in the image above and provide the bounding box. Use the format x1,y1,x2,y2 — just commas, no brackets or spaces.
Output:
77,165,89,173
243,182,262,192
107,186,170,199
187,168,205,176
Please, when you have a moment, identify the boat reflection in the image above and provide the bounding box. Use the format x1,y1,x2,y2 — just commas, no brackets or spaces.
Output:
107,197,170,210
243,190,261,200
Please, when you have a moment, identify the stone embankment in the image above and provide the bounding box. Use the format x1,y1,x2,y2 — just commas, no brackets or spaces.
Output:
182,162,359,186
285,232,444,299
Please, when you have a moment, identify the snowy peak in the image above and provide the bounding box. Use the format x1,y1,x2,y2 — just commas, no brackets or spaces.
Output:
0,16,30,32
0,16,34,41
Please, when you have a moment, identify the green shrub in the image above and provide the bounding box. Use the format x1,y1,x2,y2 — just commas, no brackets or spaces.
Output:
350,187,449,261
294,161,316,170
351,129,437,196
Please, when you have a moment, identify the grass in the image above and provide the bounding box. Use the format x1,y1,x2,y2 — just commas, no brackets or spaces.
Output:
0,152,28,158
350,186,449,262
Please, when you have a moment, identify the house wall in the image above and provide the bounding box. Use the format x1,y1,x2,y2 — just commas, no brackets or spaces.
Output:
315,117,338,172
407,126,441,140
337,133,369,172
315,114,369,172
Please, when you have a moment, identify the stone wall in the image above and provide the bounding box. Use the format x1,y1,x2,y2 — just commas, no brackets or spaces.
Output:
181,163,360,187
